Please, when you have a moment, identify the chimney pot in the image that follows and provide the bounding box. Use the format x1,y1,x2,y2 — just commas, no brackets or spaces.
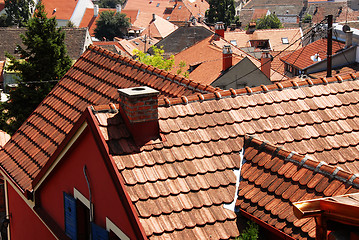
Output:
345,30,353,48
118,86,160,145
152,13,156,22
222,45,233,72
215,22,225,38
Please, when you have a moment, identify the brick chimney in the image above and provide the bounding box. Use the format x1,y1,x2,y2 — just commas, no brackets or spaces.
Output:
118,86,160,146
215,22,225,38
261,51,272,79
223,45,233,72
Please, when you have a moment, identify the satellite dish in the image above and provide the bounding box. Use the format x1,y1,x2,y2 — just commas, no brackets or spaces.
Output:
343,24,351,33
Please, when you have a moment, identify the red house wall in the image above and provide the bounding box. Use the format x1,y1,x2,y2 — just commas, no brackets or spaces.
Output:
7,182,55,240
37,126,138,239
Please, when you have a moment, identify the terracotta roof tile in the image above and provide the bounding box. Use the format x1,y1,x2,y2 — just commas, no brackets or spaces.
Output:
280,38,346,70
42,0,80,20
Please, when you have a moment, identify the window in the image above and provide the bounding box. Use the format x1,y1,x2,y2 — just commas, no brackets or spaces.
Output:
230,40,237,46
166,16,170,20
179,5,182,9
156,3,160,7
281,37,289,44
64,190,108,240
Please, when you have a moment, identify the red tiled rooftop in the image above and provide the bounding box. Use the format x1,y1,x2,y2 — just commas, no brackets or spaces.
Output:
0,45,215,191
237,136,359,239
42,0,79,20
173,35,286,84
89,75,359,238
123,0,171,17
280,38,346,70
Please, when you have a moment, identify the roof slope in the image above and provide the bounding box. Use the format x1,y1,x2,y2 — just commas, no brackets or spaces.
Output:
237,136,359,239
0,27,91,60
90,73,359,239
280,38,345,70
0,45,215,191
224,28,302,52
173,35,286,84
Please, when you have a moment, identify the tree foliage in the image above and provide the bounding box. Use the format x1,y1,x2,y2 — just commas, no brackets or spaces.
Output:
133,46,174,71
1,2,72,135
237,221,259,240
98,0,124,8
94,11,130,40
205,0,235,27
133,46,189,77
4,0,34,27
256,13,283,29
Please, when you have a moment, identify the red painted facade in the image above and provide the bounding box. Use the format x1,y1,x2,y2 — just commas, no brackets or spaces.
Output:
4,120,141,240
36,126,138,239
6,182,55,239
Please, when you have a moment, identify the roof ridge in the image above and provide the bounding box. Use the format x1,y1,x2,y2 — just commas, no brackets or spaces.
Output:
158,72,359,106
87,45,217,94
244,135,359,188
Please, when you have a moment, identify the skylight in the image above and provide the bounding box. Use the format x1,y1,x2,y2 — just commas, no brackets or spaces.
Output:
156,3,160,7
282,37,289,44
179,5,182,9
230,40,237,46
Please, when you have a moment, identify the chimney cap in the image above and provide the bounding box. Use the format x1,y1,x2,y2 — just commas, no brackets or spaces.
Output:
215,22,225,29
118,86,159,99
223,45,232,54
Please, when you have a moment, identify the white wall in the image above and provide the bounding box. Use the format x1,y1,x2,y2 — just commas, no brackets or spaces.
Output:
70,0,94,27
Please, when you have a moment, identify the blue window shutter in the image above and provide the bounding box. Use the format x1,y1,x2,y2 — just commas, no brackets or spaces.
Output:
64,192,77,240
91,222,109,240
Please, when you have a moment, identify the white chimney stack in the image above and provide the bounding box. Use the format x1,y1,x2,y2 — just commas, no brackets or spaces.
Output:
116,4,122,13
94,5,99,17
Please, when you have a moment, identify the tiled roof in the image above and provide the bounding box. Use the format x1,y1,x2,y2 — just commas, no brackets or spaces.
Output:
128,36,159,53
182,0,208,19
134,12,178,39
123,0,171,17
244,0,304,8
172,35,286,84
0,61,4,83
0,45,216,191
163,1,192,22
252,9,269,20
237,136,359,239
0,27,91,60
90,72,359,239
280,38,346,70
307,2,348,24
92,41,122,54
79,8,138,37
156,73,359,174
224,28,303,52
42,0,78,20
309,63,359,79
92,104,240,239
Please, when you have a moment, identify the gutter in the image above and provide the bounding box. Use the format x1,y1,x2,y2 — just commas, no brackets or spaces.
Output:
239,209,296,240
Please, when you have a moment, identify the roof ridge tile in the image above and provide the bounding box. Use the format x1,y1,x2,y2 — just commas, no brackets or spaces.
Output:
244,135,359,188
87,45,216,95
158,72,359,107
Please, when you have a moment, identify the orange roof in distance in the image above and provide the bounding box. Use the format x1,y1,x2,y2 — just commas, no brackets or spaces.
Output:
42,0,79,20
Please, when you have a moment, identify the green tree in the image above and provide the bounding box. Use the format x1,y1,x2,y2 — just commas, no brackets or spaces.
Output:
94,11,130,40
133,46,174,71
2,2,72,135
4,0,34,27
134,46,189,77
98,0,124,8
237,220,259,240
256,13,283,29
205,0,235,27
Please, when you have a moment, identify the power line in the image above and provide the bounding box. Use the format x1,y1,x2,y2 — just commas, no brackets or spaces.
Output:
224,17,329,87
